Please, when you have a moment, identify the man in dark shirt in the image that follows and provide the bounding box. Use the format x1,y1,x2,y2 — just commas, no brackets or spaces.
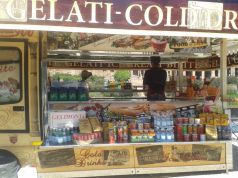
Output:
143,56,167,101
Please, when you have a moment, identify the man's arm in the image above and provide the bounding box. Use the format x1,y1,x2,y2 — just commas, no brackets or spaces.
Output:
143,71,149,96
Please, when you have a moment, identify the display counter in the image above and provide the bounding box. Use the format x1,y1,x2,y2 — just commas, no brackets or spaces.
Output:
37,141,232,177
38,97,232,178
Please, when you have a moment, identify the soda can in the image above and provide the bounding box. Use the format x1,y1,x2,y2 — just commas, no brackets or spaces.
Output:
183,117,189,124
192,124,198,134
176,124,183,141
182,124,188,134
138,123,144,130
192,134,198,141
183,134,190,142
198,124,205,135
143,123,150,129
130,122,137,130
176,118,183,124
123,126,128,134
187,124,193,134
195,118,201,124
117,127,123,143
109,129,115,144
113,126,118,142
189,118,195,124
200,134,206,141
122,134,128,143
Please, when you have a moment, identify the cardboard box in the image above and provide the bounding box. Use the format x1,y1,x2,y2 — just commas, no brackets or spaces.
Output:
79,118,93,133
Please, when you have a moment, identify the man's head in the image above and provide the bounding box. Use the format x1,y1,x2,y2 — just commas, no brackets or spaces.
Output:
150,55,161,67
81,70,92,80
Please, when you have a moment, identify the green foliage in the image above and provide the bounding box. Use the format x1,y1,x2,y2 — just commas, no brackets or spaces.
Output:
114,70,131,82
52,72,81,81
87,75,105,89
193,79,203,90
210,76,238,88
51,72,105,89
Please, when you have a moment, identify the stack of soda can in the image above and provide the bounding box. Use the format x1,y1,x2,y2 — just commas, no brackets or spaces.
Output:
152,110,175,142
175,117,206,142
108,121,128,144
129,120,155,143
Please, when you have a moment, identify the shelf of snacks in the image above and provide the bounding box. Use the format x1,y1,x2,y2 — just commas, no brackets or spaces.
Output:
44,101,231,147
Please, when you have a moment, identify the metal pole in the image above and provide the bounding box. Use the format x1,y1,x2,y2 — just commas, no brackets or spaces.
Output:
179,62,183,94
220,39,227,100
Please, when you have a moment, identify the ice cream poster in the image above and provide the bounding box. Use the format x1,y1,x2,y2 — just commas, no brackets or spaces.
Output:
0,62,20,103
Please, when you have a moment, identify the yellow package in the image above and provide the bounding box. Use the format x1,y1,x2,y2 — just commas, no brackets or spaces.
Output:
213,114,221,126
206,114,214,125
89,117,103,132
206,125,218,140
221,114,229,126
79,118,93,133
199,113,207,118
222,114,229,119
200,117,207,124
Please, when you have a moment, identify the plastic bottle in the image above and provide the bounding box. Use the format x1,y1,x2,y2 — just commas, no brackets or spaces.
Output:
160,129,166,142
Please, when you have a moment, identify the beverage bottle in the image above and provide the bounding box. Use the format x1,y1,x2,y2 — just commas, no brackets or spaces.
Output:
62,128,67,144
104,81,108,90
51,128,57,145
161,129,166,142
66,128,72,144
57,128,63,145
48,127,53,145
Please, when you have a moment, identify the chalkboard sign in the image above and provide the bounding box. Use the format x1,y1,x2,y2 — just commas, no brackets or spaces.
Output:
104,150,130,166
192,144,222,161
136,145,165,165
38,148,76,168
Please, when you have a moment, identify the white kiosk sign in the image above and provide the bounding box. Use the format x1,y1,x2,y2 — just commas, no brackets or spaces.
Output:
188,1,224,31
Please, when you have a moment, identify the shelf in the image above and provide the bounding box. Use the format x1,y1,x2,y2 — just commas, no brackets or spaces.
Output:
89,89,145,92
40,140,231,149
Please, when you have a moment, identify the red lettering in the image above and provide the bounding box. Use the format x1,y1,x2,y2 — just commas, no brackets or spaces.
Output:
0,65,16,73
